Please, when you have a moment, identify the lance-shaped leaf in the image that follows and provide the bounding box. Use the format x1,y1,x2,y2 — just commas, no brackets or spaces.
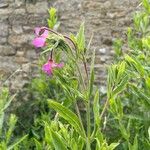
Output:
51,130,67,150
108,142,120,150
88,49,95,99
125,55,145,77
47,100,86,138
76,22,85,52
34,138,42,150
7,135,28,150
117,61,126,82
112,75,128,97
130,84,150,105
93,90,100,126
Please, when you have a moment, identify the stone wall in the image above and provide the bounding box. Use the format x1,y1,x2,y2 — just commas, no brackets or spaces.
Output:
0,0,139,92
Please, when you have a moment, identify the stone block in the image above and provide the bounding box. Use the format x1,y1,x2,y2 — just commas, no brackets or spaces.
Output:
0,22,8,37
8,34,34,47
0,2,9,8
14,8,26,14
12,25,23,34
0,45,16,56
15,56,29,64
0,8,13,16
26,1,48,14
0,37,7,44
9,14,28,25
0,56,19,72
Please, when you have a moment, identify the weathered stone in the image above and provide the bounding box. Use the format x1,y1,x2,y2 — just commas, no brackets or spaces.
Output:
16,51,24,57
0,56,19,71
15,56,29,64
12,25,23,34
0,45,16,56
27,14,47,25
103,1,111,9
98,48,106,54
0,22,8,36
9,14,28,25
0,3,9,8
8,34,34,47
26,2,48,14
0,37,7,44
0,8,13,15
26,49,37,60
14,0,24,7
14,8,26,14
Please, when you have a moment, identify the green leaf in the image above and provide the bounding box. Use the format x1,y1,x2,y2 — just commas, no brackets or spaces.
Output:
76,22,85,52
112,75,128,96
0,113,4,134
130,84,150,105
51,130,67,150
143,0,150,13
34,138,42,150
148,127,150,140
77,136,84,150
93,90,100,126
47,7,58,29
113,39,123,56
88,49,95,99
119,122,130,140
125,55,145,77
108,142,120,150
117,61,126,82
47,100,86,138
145,77,150,89
7,135,28,150
132,135,138,150
95,138,101,150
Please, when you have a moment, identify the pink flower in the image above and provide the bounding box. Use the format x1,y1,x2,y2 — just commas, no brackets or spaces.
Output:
42,60,64,76
32,27,49,48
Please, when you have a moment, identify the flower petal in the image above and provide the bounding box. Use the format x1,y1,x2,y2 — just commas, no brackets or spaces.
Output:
42,62,52,75
32,37,46,48
40,28,49,38
55,62,64,68
34,27,41,36
34,27,49,38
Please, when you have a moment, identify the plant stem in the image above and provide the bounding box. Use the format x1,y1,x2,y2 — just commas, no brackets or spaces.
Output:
76,63,86,90
100,98,109,119
82,54,89,81
75,103,86,138
43,27,76,49
81,55,91,150
86,101,91,150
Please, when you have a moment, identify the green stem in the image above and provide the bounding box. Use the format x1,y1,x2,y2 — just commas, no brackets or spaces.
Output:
76,63,86,90
81,55,91,149
82,54,89,80
100,98,109,119
75,103,86,138
86,101,91,150
43,27,76,49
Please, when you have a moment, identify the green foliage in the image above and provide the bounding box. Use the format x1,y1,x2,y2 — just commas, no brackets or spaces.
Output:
0,87,27,149
113,39,123,57
107,1,150,149
47,7,60,30
2,1,150,149
76,22,86,53
47,100,86,138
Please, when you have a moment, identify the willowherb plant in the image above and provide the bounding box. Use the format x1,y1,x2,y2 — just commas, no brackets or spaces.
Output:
31,1,150,149
32,7,119,150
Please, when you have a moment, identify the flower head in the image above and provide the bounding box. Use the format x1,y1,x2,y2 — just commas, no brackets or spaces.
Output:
42,59,64,76
32,27,49,48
